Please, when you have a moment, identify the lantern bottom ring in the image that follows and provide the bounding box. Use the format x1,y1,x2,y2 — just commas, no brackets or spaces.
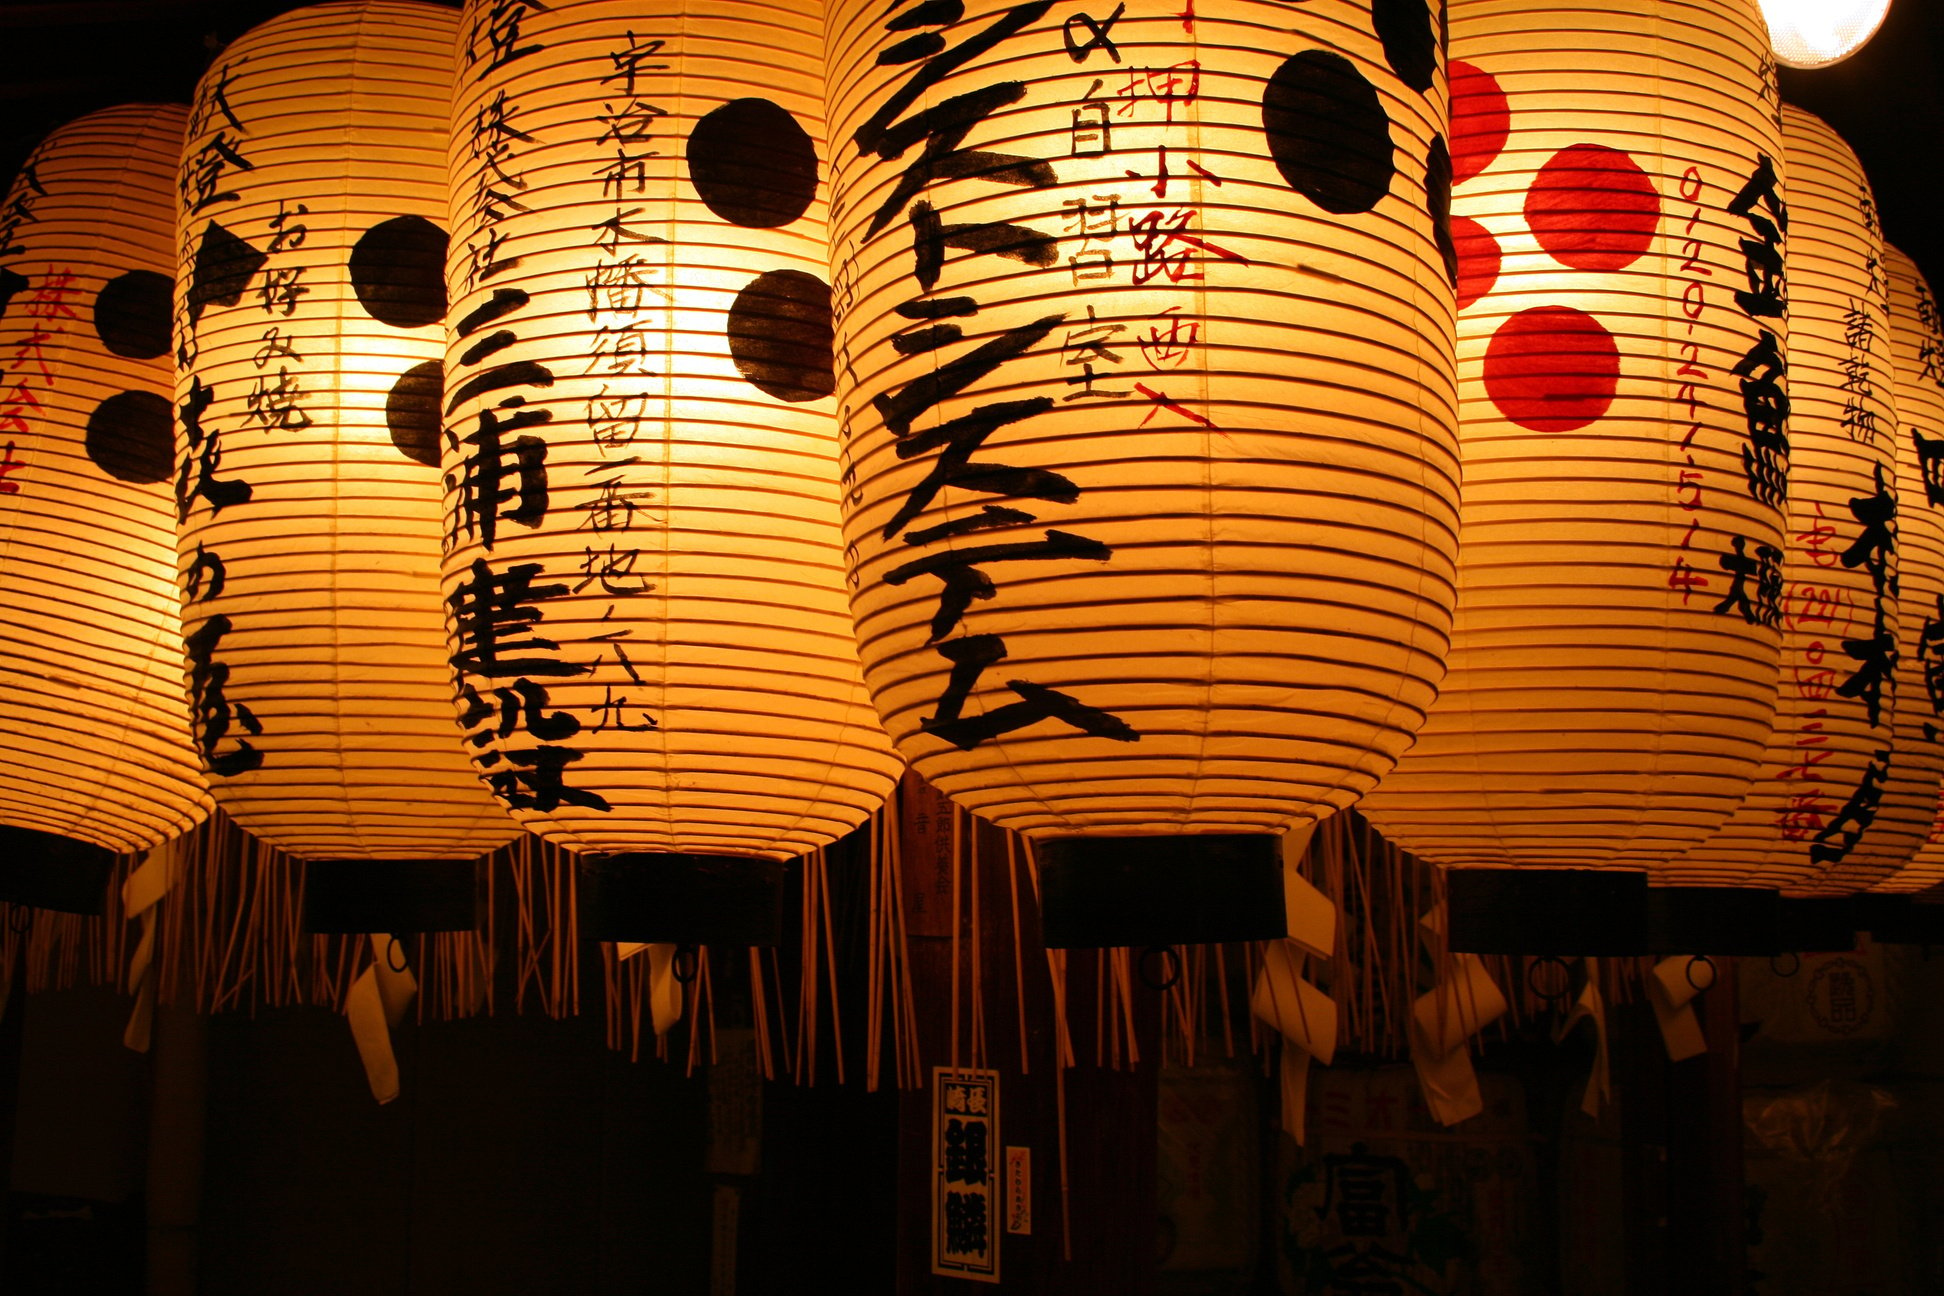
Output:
301,857,484,935
1034,832,1285,950
578,851,787,948
0,825,118,915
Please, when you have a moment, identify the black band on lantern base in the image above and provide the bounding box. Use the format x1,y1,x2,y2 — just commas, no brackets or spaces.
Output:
577,852,787,947
1854,893,1944,944
301,858,483,934
1445,867,1650,956
1646,886,1781,955
1773,897,1857,953
0,825,117,915
1034,833,1284,949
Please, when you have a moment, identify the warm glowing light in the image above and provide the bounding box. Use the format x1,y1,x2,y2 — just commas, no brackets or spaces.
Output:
824,0,1461,852
172,0,518,860
0,106,211,855
1359,0,1788,871
1761,0,1891,69
440,0,900,859
1669,106,1906,893
1859,245,1944,893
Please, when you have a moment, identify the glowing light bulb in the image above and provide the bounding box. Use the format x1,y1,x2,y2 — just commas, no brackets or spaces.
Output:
1761,0,1891,69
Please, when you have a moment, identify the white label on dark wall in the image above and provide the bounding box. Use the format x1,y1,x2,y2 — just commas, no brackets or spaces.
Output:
931,1067,1000,1282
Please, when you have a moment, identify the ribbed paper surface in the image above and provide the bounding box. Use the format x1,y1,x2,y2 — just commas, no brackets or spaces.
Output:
1361,0,1786,869
0,105,211,853
173,1,516,859
1672,106,1903,892
826,0,1460,836
440,0,900,857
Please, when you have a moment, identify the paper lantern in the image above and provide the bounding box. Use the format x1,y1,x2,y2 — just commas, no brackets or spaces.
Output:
440,0,901,902
0,104,211,893
1358,0,1788,889
172,2,517,865
1665,106,1902,894
1760,0,1891,70
1859,246,1944,893
822,0,1460,936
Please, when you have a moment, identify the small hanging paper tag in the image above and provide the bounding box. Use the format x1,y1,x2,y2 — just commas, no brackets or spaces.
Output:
1555,958,1613,1117
372,934,417,1030
1411,953,1508,1057
345,933,416,1104
120,840,185,1053
1250,941,1338,1063
1005,1147,1031,1235
647,942,683,1036
1280,823,1334,958
1409,1017,1484,1126
1407,930,1508,1127
1645,955,1711,1062
346,965,400,1104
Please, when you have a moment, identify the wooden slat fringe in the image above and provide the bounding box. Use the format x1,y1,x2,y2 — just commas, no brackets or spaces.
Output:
142,809,508,1021
0,851,140,1001
40,790,1648,1082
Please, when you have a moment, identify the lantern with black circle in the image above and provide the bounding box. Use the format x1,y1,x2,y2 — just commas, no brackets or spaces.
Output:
441,0,901,946
823,0,1461,946
172,1,518,934
1357,0,1792,955
0,103,211,914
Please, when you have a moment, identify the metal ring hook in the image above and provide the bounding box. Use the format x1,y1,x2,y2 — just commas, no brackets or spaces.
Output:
673,944,701,985
385,935,408,974
1525,954,1574,1005
1138,944,1182,992
1685,954,1718,993
1770,951,1802,979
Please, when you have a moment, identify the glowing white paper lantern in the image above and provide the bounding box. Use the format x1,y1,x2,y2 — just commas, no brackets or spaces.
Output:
1667,106,1902,894
1359,0,1788,878
441,0,900,873
1858,246,1944,893
0,105,212,871
173,1,517,862
823,0,1460,936
1760,0,1891,70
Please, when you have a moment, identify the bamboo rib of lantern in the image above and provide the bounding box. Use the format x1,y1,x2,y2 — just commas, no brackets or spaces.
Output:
0,104,212,912
1354,0,1790,952
824,0,1461,947
172,1,518,932
1660,106,1910,902
439,0,900,945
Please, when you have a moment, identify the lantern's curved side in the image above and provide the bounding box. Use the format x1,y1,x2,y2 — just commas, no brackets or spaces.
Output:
1358,0,1788,875
824,0,1459,877
0,103,211,864
1861,246,1944,893
441,0,900,879
172,0,517,861
1667,106,1902,893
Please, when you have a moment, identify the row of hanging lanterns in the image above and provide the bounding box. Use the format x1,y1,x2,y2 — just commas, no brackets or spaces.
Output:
0,0,1935,955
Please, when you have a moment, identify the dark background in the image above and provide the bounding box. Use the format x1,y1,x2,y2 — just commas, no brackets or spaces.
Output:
1,0,1940,285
